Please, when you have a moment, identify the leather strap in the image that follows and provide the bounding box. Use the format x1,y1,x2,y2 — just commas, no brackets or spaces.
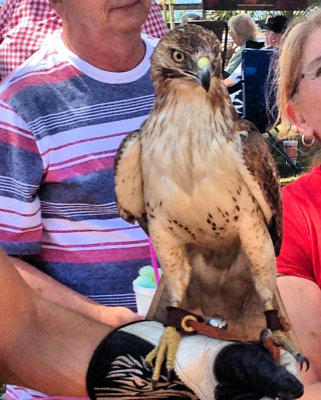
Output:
188,319,251,342
166,306,252,342
165,306,203,335
165,307,288,361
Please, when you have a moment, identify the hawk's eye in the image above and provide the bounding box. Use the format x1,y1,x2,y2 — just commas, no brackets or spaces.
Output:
172,50,185,63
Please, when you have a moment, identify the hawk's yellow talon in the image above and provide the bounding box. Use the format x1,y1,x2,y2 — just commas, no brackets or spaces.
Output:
145,346,159,364
145,326,182,383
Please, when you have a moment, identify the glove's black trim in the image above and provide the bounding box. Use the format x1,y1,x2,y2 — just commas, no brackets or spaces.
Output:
86,331,111,400
214,342,304,400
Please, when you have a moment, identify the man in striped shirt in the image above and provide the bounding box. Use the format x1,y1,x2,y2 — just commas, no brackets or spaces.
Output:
0,0,158,399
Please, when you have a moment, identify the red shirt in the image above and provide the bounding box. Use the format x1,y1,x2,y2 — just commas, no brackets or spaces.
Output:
0,0,167,79
277,165,321,289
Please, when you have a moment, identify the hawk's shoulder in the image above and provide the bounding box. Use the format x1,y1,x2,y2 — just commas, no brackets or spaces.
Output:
114,129,148,233
234,119,283,255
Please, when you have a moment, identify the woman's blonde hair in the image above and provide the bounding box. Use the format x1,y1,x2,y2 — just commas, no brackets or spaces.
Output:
277,11,321,135
228,14,257,43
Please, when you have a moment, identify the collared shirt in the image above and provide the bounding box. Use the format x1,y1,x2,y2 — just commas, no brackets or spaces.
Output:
0,0,167,79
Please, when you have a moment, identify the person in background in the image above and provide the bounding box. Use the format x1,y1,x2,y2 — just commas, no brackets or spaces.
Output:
0,0,155,399
275,10,321,399
224,13,257,77
223,14,258,116
264,15,290,128
180,12,201,25
0,0,167,80
264,14,289,48
143,0,167,38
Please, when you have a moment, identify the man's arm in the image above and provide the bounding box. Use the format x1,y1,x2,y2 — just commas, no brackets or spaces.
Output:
0,248,111,396
278,275,321,399
11,256,141,326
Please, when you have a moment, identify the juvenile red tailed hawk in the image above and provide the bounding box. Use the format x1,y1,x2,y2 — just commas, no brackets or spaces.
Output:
114,24,308,383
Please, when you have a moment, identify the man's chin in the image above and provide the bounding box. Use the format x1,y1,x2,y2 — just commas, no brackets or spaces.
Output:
117,17,149,34
110,6,149,33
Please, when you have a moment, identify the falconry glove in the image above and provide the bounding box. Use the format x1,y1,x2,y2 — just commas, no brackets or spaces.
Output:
86,320,303,400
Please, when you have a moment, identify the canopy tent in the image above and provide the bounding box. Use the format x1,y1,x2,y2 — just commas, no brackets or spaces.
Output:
163,0,308,29
203,0,307,10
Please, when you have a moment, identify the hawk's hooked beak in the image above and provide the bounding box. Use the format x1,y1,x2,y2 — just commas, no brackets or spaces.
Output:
197,57,211,92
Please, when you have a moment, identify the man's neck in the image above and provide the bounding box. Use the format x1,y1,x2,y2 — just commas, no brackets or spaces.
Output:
62,31,146,72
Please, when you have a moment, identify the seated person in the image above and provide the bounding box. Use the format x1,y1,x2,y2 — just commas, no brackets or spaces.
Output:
264,15,290,128
224,14,257,77
264,15,289,49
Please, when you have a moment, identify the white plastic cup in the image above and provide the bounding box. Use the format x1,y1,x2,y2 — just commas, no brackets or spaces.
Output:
133,282,156,316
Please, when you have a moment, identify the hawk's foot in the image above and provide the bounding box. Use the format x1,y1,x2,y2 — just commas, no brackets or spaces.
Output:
260,328,310,371
145,326,181,386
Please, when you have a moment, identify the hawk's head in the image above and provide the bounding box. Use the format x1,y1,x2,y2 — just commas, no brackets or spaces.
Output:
150,24,222,92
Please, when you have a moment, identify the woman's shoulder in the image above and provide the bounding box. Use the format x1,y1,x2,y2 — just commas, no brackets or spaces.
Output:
283,165,321,191
282,165,321,206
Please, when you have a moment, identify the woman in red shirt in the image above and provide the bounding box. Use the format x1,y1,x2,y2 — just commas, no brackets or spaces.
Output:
276,10,321,400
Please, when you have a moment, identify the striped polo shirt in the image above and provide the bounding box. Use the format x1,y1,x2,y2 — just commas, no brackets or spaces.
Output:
0,33,157,310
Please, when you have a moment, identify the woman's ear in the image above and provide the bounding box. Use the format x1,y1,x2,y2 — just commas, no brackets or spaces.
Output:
285,102,314,136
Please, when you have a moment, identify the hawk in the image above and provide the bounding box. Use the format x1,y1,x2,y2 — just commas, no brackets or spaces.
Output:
114,24,307,383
